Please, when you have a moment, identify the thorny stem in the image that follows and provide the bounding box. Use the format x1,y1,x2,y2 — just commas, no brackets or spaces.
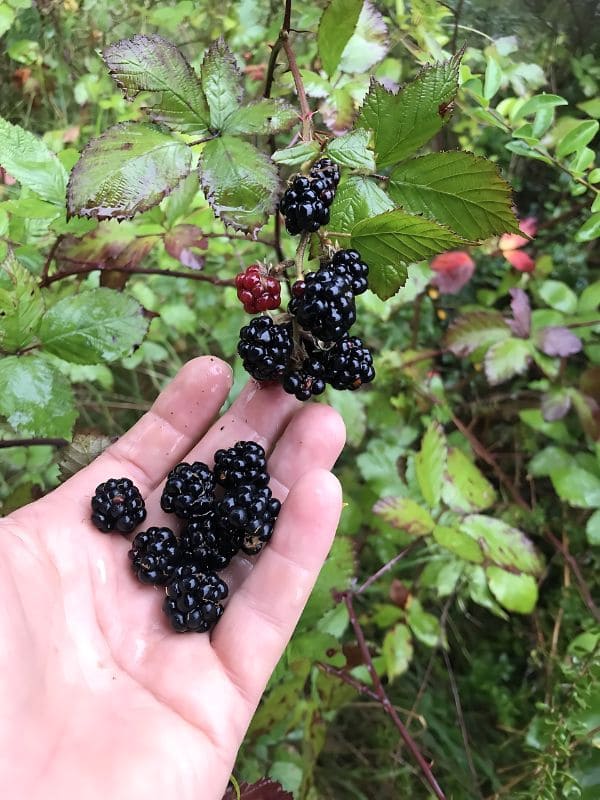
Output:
282,34,313,141
294,230,311,279
41,235,62,284
40,262,235,288
0,437,68,449
355,542,419,594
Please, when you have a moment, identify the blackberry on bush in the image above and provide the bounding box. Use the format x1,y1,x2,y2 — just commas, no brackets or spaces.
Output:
238,316,292,381
217,483,281,555
160,461,215,519
282,340,328,401
279,158,340,235
214,440,269,489
331,249,369,295
180,514,241,572
235,264,281,314
163,565,228,633
324,335,375,390
91,477,146,533
128,527,181,586
288,266,356,341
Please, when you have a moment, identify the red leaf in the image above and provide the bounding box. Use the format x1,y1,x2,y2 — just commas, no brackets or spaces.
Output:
508,288,531,338
430,250,475,294
504,249,535,273
499,215,537,251
222,779,293,800
164,224,208,270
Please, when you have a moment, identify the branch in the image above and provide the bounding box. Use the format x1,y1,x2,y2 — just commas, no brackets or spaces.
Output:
264,0,292,100
40,262,235,288
41,236,62,284
282,34,313,141
355,542,419,595
0,437,68,449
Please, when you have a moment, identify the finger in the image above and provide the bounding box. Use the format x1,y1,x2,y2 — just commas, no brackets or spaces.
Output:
212,469,343,715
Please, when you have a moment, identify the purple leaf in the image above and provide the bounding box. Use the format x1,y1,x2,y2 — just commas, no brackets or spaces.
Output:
164,224,208,270
508,288,531,338
538,326,583,357
541,392,572,421
221,779,294,800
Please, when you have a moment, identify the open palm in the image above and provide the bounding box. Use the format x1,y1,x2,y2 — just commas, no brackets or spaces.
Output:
0,356,345,800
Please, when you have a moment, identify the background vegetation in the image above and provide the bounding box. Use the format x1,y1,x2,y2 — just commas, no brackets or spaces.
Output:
1,1,599,798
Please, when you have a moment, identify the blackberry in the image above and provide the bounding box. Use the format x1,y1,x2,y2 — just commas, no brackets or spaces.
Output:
180,513,241,572
235,264,281,314
279,158,340,235
238,316,292,381
282,341,328,401
214,440,269,489
91,477,146,534
324,335,375,390
288,266,356,341
217,483,281,556
128,527,181,586
163,565,228,633
331,249,369,295
160,461,215,520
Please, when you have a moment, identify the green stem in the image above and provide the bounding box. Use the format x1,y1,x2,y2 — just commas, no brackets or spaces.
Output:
294,230,311,279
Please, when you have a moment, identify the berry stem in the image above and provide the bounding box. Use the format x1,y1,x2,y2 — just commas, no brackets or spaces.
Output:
294,230,311,279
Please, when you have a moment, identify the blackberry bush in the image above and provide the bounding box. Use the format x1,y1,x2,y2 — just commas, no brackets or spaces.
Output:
90,478,147,534
160,461,215,519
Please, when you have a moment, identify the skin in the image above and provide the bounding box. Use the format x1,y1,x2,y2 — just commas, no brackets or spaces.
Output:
0,356,346,800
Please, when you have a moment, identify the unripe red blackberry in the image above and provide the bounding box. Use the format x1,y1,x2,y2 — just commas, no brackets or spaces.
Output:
235,264,281,314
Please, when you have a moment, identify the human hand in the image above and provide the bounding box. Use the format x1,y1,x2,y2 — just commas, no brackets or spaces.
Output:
0,356,345,800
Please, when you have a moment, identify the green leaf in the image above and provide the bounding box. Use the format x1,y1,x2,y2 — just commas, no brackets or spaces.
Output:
200,38,243,131
0,6,15,38
433,525,484,564
0,116,68,204
461,515,545,575
486,567,538,614
586,510,600,546
0,250,44,351
550,465,600,509
415,421,447,507
328,175,393,233
445,311,511,356
326,129,375,171
442,447,496,512
317,0,363,77
373,496,435,536
512,93,567,121
199,136,279,233
350,210,466,300
383,623,413,680
556,120,599,158
300,537,354,630
484,338,532,385
357,54,461,168
0,353,76,438
67,122,192,220
407,598,441,647
388,152,520,241
221,99,297,135
338,1,388,74
38,288,149,365
576,212,600,243
272,141,321,166
538,279,578,313
483,57,502,100
103,34,210,135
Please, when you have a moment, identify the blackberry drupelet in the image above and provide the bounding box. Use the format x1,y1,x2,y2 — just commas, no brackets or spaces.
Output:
128,527,181,586
180,513,241,572
279,158,340,235
91,477,146,533
218,483,281,555
235,264,281,314
288,266,356,341
331,248,369,295
237,316,292,381
163,565,228,633
324,335,375,390
214,440,269,489
160,461,215,519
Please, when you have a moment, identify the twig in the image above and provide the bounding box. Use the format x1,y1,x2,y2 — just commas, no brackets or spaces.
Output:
40,263,235,288
41,236,62,284
450,0,465,55
316,662,379,701
356,542,419,595
188,133,219,146
0,437,68,449
282,34,313,141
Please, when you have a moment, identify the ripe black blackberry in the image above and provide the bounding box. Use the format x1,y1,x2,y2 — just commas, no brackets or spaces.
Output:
180,513,241,572
279,158,340,235
218,483,281,555
160,461,215,519
214,440,269,489
282,341,328,401
288,266,356,342
91,477,146,533
237,316,292,381
331,249,369,295
128,527,181,586
163,565,228,633
324,335,375,390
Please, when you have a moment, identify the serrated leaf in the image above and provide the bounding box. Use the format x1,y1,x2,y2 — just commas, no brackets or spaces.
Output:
406,597,441,647
164,224,208,269
350,209,466,299
200,38,243,131
357,54,461,168
221,98,297,135
550,465,600,509
329,175,393,233
433,525,484,563
103,34,210,135
317,0,363,77
442,447,496,512
486,567,538,614
326,128,375,171
0,250,44,351
38,288,149,365
383,623,413,679
0,116,68,204
222,778,294,800
272,141,321,166
415,421,447,507
388,152,520,241
339,1,388,74
57,220,157,271
199,136,278,232
0,353,76,438
373,496,435,535
67,122,192,220
445,311,511,356
484,337,532,385
58,433,114,482
461,515,544,575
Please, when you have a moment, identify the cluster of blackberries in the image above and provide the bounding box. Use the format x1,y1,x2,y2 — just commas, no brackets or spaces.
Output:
279,158,340,235
89,441,280,633
238,249,375,401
